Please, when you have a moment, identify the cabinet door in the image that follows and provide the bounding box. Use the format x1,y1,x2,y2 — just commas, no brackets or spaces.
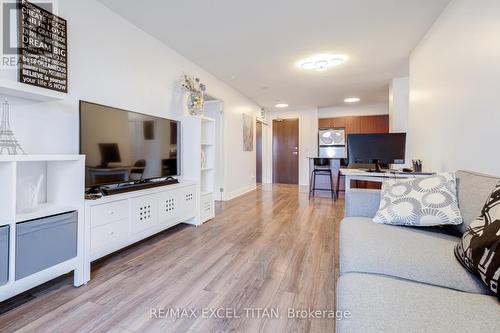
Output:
176,185,197,221
130,195,158,235
360,115,389,133
157,189,178,227
376,115,389,133
318,118,331,128
345,117,361,134
345,117,361,144
330,117,346,128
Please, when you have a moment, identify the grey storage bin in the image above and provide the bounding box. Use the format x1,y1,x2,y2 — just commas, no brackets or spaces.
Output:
16,211,77,280
0,225,8,286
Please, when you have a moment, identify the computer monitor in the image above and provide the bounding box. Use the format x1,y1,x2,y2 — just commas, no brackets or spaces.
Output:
98,143,121,168
347,133,406,172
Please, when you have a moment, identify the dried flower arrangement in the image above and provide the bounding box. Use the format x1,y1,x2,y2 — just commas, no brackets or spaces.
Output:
182,74,206,115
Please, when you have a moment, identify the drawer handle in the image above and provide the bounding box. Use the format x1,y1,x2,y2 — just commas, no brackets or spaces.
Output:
110,211,115,215
110,231,115,235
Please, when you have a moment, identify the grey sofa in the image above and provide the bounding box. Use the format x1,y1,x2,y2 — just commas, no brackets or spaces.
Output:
336,170,500,333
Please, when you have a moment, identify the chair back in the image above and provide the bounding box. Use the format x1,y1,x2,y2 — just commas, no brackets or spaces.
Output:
130,159,147,180
313,158,330,168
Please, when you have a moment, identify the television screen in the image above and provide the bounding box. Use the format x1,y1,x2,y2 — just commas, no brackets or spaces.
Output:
79,101,180,188
347,133,406,165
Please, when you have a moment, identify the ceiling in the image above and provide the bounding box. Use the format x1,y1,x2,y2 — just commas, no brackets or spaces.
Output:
99,0,450,110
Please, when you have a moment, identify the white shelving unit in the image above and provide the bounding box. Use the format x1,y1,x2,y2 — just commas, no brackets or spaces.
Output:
0,155,85,302
182,104,220,224
200,115,216,222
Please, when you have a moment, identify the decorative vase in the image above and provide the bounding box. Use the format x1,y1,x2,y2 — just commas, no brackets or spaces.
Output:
182,74,206,116
187,91,204,115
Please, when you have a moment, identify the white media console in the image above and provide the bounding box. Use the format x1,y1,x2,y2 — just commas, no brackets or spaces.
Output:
82,181,197,282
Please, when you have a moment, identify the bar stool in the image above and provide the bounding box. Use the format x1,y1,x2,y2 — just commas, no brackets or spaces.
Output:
309,158,336,200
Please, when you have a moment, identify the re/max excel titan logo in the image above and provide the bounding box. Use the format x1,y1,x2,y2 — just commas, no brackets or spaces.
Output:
1,0,57,68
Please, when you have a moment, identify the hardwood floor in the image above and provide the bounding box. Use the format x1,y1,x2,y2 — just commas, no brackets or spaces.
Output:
0,184,343,333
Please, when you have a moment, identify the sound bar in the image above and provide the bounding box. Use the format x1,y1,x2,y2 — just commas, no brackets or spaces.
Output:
100,178,179,196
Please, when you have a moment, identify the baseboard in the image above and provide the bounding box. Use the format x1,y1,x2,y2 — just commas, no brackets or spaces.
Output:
298,185,309,193
223,184,257,201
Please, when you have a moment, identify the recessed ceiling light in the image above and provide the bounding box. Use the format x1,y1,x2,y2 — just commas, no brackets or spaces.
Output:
344,97,361,103
298,54,347,72
275,103,289,108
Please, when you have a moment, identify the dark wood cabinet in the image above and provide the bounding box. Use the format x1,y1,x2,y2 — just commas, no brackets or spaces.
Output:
318,114,390,192
360,115,389,133
330,117,346,128
319,114,388,137
319,117,347,129
318,118,331,128
345,117,361,136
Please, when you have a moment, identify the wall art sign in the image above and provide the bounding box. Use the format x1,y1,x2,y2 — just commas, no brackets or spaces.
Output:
18,0,68,93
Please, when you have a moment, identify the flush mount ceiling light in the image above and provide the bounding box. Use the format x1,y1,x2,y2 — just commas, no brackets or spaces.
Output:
298,54,347,72
275,103,289,108
344,97,361,103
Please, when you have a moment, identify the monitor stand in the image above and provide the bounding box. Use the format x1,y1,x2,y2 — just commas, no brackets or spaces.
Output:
366,160,384,173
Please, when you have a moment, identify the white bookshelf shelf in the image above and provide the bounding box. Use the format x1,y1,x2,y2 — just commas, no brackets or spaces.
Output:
0,78,66,102
201,167,213,171
201,115,215,123
0,218,9,227
201,142,214,146
0,154,84,162
16,203,77,223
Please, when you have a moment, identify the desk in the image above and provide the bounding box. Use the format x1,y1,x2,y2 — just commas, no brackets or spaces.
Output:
340,169,434,190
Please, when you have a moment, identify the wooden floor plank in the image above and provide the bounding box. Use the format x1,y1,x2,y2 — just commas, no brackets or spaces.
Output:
0,184,343,333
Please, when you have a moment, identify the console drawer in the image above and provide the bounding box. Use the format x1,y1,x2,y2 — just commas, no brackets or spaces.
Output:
90,218,128,258
91,200,128,228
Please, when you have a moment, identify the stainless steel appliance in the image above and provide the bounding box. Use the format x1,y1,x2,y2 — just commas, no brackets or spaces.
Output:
319,128,346,158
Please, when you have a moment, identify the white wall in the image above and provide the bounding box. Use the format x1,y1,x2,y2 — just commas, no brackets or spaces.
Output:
409,0,500,176
1,0,259,198
264,108,318,187
389,77,409,133
318,103,388,118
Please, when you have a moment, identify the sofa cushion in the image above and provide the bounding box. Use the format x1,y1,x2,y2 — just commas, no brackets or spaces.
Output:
373,173,462,227
455,170,499,234
455,181,500,300
340,217,489,294
336,273,500,333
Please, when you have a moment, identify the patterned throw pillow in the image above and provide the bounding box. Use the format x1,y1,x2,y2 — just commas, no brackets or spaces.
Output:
373,173,463,226
455,182,500,300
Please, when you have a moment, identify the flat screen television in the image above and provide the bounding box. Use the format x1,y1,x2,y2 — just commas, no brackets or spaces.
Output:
347,133,406,172
79,101,180,188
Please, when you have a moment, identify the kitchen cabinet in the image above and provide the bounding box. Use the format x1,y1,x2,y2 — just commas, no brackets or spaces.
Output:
319,117,347,129
318,114,390,193
360,115,389,133
345,117,361,136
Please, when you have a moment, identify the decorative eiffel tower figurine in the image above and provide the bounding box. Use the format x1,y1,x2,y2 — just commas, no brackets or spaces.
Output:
0,98,26,155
